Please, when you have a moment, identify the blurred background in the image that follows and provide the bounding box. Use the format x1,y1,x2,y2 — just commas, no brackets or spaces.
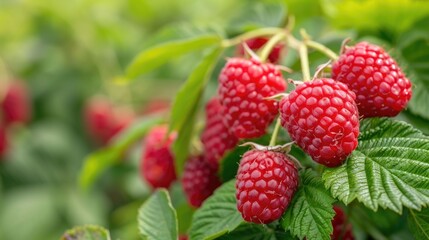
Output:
0,0,428,239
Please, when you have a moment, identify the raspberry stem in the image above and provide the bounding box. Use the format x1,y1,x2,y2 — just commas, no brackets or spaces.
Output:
305,40,339,61
269,117,282,146
259,31,287,63
222,28,284,47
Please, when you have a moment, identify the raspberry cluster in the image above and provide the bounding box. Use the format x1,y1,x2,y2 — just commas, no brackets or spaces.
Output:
201,97,238,168
279,78,360,167
0,81,32,160
332,42,412,117
235,149,298,224
140,125,177,189
218,58,286,139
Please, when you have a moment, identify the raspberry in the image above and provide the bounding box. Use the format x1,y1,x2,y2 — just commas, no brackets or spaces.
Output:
201,97,238,168
236,37,284,64
332,42,412,117
236,149,298,224
218,58,286,139
84,97,134,145
279,78,359,167
0,126,7,159
182,156,221,207
331,206,354,240
1,81,31,126
140,125,177,189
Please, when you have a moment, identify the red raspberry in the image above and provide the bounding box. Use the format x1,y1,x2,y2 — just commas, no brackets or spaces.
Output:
0,126,7,159
182,156,221,207
236,149,298,224
218,58,286,139
331,206,354,240
84,97,134,145
279,78,359,167
201,97,238,168
1,81,31,126
140,125,176,189
236,37,284,64
332,42,412,117
141,99,169,115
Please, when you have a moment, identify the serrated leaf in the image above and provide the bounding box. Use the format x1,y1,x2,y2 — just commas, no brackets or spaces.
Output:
281,169,335,240
126,35,221,79
79,116,163,190
189,180,243,240
138,189,178,240
323,118,429,214
170,47,223,175
61,225,111,240
408,208,429,240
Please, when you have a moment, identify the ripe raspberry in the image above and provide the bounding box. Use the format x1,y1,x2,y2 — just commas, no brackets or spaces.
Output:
182,156,221,207
84,97,134,145
331,206,354,240
332,42,412,117
218,58,286,139
236,37,284,64
279,78,359,167
236,149,298,224
140,125,176,189
201,97,238,168
0,126,7,159
1,81,31,126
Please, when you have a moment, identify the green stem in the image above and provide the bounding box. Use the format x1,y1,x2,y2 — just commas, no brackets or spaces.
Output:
305,40,339,61
259,31,287,62
299,43,311,81
269,118,282,146
222,27,284,47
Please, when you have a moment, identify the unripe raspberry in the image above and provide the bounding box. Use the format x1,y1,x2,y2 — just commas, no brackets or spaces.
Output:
236,149,298,224
140,125,177,189
332,42,412,117
236,37,284,64
280,78,359,167
331,206,354,240
201,97,238,168
182,156,221,207
1,81,31,126
218,58,286,139
0,126,7,159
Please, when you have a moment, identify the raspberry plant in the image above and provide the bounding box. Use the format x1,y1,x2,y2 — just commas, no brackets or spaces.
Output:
73,9,429,240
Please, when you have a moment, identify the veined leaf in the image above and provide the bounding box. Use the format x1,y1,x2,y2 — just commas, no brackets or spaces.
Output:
138,189,178,240
79,116,163,190
323,118,429,214
281,169,335,240
61,225,111,240
189,180,243,240
126,35,221,79
217,223,296,240
170,47,223,175
408,208,429,240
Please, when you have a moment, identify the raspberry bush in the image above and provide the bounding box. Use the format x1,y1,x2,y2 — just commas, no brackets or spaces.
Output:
53,2,429,240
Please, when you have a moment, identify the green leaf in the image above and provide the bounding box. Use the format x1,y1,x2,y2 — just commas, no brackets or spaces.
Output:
189,180,243,240
229,2,286,31
79,116,163,190
170,47,223,175
408,208,429,240
126,35,221,79
219,146,248,182
138,189,178,240
398,16,429,120
323,118,429,214
281,169,335,240
217,223,296,240
61,225,111,240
